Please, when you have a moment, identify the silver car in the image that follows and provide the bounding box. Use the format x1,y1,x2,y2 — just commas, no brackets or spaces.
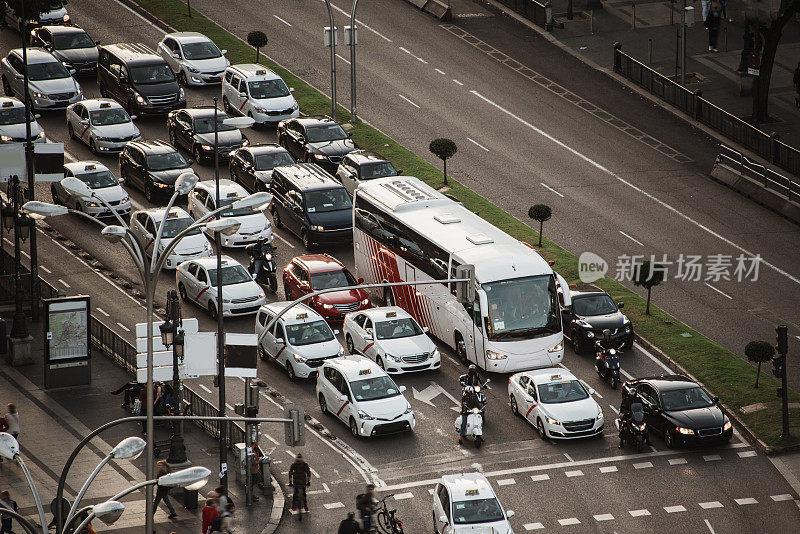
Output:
1,48,82,110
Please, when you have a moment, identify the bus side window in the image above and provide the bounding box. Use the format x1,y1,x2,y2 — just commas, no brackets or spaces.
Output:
472,301,481,330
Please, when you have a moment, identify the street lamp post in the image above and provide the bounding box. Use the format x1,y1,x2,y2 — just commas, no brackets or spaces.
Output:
6,175,30,340
324,0,337,120
162,290,189,467
0,432,47,530
349,0,359,122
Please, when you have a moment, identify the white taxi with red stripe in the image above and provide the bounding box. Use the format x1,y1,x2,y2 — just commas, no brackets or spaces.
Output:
130,207,213,269
316,355,415,438
343,306,441,374
176,256,265,318
66,99,141,155
221,64,299,125
255,302,344,380
508,368,603,440
53,162,131,218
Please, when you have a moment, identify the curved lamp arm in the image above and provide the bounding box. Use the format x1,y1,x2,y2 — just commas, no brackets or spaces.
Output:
67,209,146,281
0,503,39,534
63,454,111,528
150,189,183,275
62,504,93,534
16,456,47,532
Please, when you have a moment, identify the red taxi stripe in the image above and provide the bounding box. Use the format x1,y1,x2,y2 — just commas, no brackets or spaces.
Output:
336,400,350,417
525,404,538,418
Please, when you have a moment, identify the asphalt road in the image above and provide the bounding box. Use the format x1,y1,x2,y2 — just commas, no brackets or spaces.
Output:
1,0,799,532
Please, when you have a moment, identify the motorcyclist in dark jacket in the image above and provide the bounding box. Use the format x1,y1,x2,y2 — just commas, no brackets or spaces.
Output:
246,237,273,280
460,364,483,388
459,386,480,439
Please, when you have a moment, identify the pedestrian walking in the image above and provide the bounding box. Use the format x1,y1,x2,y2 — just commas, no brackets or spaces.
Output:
4,404,19,442
356,484,377,533
288,453,311,513
0,491,18,534
213,485,233,513
249,441,264,501
201,496,219,534
719,0,729,21
705,2,722,52
210,502,234,534
152,461,178,519
338,511,362,534
793,61,800,108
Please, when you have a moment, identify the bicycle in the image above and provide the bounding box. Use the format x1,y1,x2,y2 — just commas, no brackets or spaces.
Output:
375,494,404,534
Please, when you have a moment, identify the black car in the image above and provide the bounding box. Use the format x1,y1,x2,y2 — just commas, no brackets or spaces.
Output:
562,286,633,354
277,116,356,173
229,143,294,193
335,150,400,195
30,26,99,76
622,376,733,449
119,140,196,202
167,107,248,165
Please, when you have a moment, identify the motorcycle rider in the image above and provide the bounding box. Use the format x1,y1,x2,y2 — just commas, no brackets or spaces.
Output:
618,391,649,447
246,237,273,281
459,386,480,441
460,364,483,388
594,329,618,372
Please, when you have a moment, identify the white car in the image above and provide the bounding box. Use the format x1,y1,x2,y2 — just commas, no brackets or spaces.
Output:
221,64,299,125
187,179,272,248
1,48,82,110
176,256,265,318
130,208,213,269
51,162,131,218
0,97,45,143
433,473,515,534
256,302,344,380
316,355,415,438
66,99,141,155
343,306,440,374
158,32,229,86
508,368,604,440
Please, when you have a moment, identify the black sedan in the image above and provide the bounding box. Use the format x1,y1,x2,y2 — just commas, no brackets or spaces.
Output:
562,286,633,354
167,107,248,165
622,376,733,448
30,25,99,76
118,140,197,203
277,116,355,173
229,143,295,193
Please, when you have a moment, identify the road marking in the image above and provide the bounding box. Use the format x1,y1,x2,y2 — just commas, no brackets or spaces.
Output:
116,0,163,29
273,15,292,26
563,453,574,462
116,322,130,332
620,367,634,380
619,230,644,246
664,505,686,513
273,233,295,248
428,488,435,495
320,0,392,42
58,278,71,288
738,450,756,458
398,94,420,109
594,513,614,521
393,492,414,499
452,79,464,86
435,68,446,75
540,182,565,197
771,494,794,501
96,307,109,317
704,282,733,300
323,483,330,492
263,433,280,446
565,469,583,477
599,466,617,473
466,137,490,152
20,249,29,259
703,454,722,462
704,519,716,534
40,265,51,274
530,474,550,482
524,524,544,530
226,403,235,411
323,502,344,509
336,54,351,65
629,509,650,517
699,501,723,509
496,478,516,486
669,458,688,465
734,498,758,505
633,342,673,373
199,384,212,393
633,462,653,469
558,518,580,526
608,405,619,415
417,57,428,64
310,466,321,478
580,380,601,398
399,46,412,55
468,89,798,288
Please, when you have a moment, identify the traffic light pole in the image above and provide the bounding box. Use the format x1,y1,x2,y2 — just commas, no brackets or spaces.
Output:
776,325,790,439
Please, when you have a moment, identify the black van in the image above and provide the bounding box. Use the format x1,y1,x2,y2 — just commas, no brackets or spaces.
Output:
97,43,185,116
269,163,353,249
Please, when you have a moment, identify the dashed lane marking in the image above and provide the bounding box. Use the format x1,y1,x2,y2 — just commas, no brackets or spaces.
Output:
599,466,618,473
225,403,235,411
565,470,583,477
594,513,614,521
323,502,344,510
664,505,687,513
703,454,722,462
705,282,733,300
540,182,565,197
734,498,758,505
699,501,724,509
398,94,420,108
58,279,71,288
629,509,651,517
96,307,109,317
738,450,757,458
705,519,717,534
318,0,392,42
274,233,295,248
669,458,687,465
563,453,574,462
435,68,446,75
273,15,292,26
116,322,130,332
524,524,544,531
771,494,794,501
393,492,414,500
466,137,490,152
530,474,550,482
619,230,644,246
263,433,280,446
558,518,580,526
323,483,330,493
633,461,653,469
336,54,351,65
199,384,212,394
608,405,619,415
310,466,321,478
496,478,516,486
453,79,464,86
40,265,51,274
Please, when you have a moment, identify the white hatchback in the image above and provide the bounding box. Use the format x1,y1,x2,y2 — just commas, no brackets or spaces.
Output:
433,473,515,534
130,207,213,269
66,99,141,155
158,32,229,86
176,256,265,318
0,97,45,144
52,162,131,218
221,64,299,125
343,306,440,374
187,179,272,248
1,48,82,110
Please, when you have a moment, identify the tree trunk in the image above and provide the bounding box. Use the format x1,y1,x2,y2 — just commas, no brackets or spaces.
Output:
567,0,574,19
646,287,652,315
538,220,543,247
755,361,761,388
443,159,448,185
256,47,260,63
754,5,798,123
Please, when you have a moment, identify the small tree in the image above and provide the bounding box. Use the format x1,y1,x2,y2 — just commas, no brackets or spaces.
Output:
745,340,775,388
528,204,552,247
247,31,268,63
429,138,457,185
633,261,665,315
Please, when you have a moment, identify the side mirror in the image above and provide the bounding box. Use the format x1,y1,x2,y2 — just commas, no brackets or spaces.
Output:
118,177,125,185
333,329,340,335
69,68,77,76
95,40,101,46
275,338,285,345
422,326,430,333
713,395,719,404
589,388,596,396
617,302,625,309
363,334,373,342
396,169,403,174
130,114,137,120
221,49,228,55
289,87,295,93
171,52,180,60
506,510,515,519
399,385,406,393
186,158,195,165
339,394,348,403
438,515,448,525
357,277,364,284
347,132,353,137
299,280,309,289
80,118,89,125
293,206,303,214
239,91,247,98
34,113,41,119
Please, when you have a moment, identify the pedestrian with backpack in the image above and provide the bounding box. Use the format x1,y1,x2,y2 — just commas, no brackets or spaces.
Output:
338,511,362,534
288,453,311,513
211,503,234,533
356,484,377,533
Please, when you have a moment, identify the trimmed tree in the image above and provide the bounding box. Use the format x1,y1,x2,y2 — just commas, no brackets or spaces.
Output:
528,204,552,247
429,138,457,185
247,31,268,63
745,340,774,388
633,261,665,315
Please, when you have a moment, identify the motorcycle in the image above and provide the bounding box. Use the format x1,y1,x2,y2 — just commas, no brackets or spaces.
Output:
617,402,648,452
455,408,484,448
595,347,621,389
460,377,490,418
247,244,278,293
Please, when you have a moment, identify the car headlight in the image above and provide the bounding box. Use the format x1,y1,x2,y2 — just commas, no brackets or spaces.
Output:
338,347,345,356
403,404,413,415
635,423,647,431
264,253,272,261
255,107,267,113
357,410,375,420
242,139,250,147
0,135,12,142
472,408,481,414
120,194,129,203
586,331,595,338
625,326,632,334
135,93,146,104
361,298,370,305
575,319,592,329
35,131,45,139
312,153,327,160
84,200,100,208
546,417,559,425
63,14,70,22
222,298,231,303
258,291,265,299
486,350,507,360
179,87,186,99
187,66,199,73
548,341,563,353
291,103,299,111
676,426,695,435
432,348,440,359
152,181,170,188
321,303,334,310
201,144,213,151
32,91,47,99
723,420,732,431
622,315,630,324
293,353,307,363
309,225,324,231
385,353,400,363
596,412,604,421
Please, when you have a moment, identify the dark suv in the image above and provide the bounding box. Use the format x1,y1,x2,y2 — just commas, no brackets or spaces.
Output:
167,107,248,164
561,285,633,354
277,116,355,173
98,43,185,116
30,25,99,76
119,140,197,202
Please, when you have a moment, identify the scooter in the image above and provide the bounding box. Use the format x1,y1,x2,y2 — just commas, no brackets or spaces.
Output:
595,348,621,389
455,408,484,448
248,244,278,293
617,403,649,452
460,377,490,418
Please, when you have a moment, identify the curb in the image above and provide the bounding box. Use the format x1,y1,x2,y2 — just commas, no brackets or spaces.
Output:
260,473,285,534
118,0,177,33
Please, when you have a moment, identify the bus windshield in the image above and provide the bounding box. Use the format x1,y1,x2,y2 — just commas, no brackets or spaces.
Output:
482,275,560,341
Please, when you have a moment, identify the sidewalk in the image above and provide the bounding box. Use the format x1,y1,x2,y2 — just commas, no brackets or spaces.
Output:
0,312,281,533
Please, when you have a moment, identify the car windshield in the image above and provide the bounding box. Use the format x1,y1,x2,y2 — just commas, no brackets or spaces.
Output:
53,32,95,50
160,217,201,238
76,170,117,189
573,294,617,316
181,41,222,60
42,0,65,10
349,375,400,402
306,124,348,143
27,60,70,81
0,106,33,125
483,275,561,341
208,264,252,287
254,151,294,171
310,269,356,290
218,197,255,218
285,320,334,346
360,162,397,180
452,498,505,524
129,65,175,84
375,318,422,340
193,116,237,134
89,108,129,126
661,386,715,411
304,188,352,213
537,380,589,404
248,79,289,99
146,152,188,171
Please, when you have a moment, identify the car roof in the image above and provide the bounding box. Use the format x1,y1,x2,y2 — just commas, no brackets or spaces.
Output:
177,107,224,119
293,254,345,273
515,367,578,385
64,161,111,175
244,143,287,155
40,25,88,35
272,163,343,191
0,97,24,109
324,354,386,382
78,98,124,112
9,48,58,64
135,206,191,221
441,473,496,501
227,64,280,80
190,255,239,269
633,375,697,392
101,43,162,65
128,140,176,154
195,179,248,197
344,150,390,165
291,115,340,128
166,32,213,43
360,306,412,322
260,302,322,325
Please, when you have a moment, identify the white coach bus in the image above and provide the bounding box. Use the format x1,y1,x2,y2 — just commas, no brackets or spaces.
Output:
353,177,571,373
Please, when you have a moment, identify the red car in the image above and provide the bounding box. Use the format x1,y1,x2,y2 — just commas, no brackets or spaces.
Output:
282,254,371,323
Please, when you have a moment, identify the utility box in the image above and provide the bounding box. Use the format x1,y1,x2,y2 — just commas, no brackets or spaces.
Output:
324,26,338,47
684,6,695,27
233,443,247,484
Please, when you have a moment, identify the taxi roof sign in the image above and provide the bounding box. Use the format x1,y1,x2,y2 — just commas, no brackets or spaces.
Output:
550,375,562,381
2,101,14,108
256,69,267,75
385,311,397,318
358,369,372,376
226,192,239,198
295,313,308,320
84,164,96,170
99,102,111,108
465,489,479,496
167,210,180,218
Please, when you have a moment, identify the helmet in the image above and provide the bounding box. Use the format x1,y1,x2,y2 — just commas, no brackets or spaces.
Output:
468,365,477,373
464,386,475,394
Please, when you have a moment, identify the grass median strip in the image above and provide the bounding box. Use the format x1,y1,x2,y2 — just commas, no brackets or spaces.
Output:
133,0,798,447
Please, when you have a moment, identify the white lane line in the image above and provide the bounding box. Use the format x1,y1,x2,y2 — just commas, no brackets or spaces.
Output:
669,458,687,465
466,137,490,152
323,502,344,510
558,518,580,526
199,384,212,393
703,454,722,462
704,519,717,534
594,513,614,522
435,68,446,75
633,342,673,373
321,0,392,42
599,466,618,473
58,279,71,288
417,57,428,64
796,335,800,341
563,453,574,462
116,322,130,332
619,230,644,246
581,380,601,398
336,54,351,65
629,509,650,517
704,282,733,299
263,433,280,446
20,250,29,259
540,182,565,197
399,46,412,55
633,462,653,469
468,89,800,287
620,367,634,380
323,483,330,493
226,403,235,411
96,307,110,317
398,94,420,108
738,450,757,458
771,494,794,501
734,498,758,505
496,478,516,486
524,523,544,530
310,466,321,478
453,79,464,86
565,469,583,477
40,265,51,274
608,405,619,415
273,15,292,26
530,474,550,482
274,233,295,248
664,505,686,513
393,492,414,500
117,0,162,29
699,501,723,509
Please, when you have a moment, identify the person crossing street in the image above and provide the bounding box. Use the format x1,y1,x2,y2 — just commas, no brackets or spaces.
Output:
356,484,377,533
288,453,311,513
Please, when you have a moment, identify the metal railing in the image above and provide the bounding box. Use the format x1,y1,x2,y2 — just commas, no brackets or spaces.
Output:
613,44,800,177
717,144,799,204
497,0,553,31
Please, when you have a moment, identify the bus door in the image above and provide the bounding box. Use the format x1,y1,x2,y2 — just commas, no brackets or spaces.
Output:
471,298,486,368
404,263,417,320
